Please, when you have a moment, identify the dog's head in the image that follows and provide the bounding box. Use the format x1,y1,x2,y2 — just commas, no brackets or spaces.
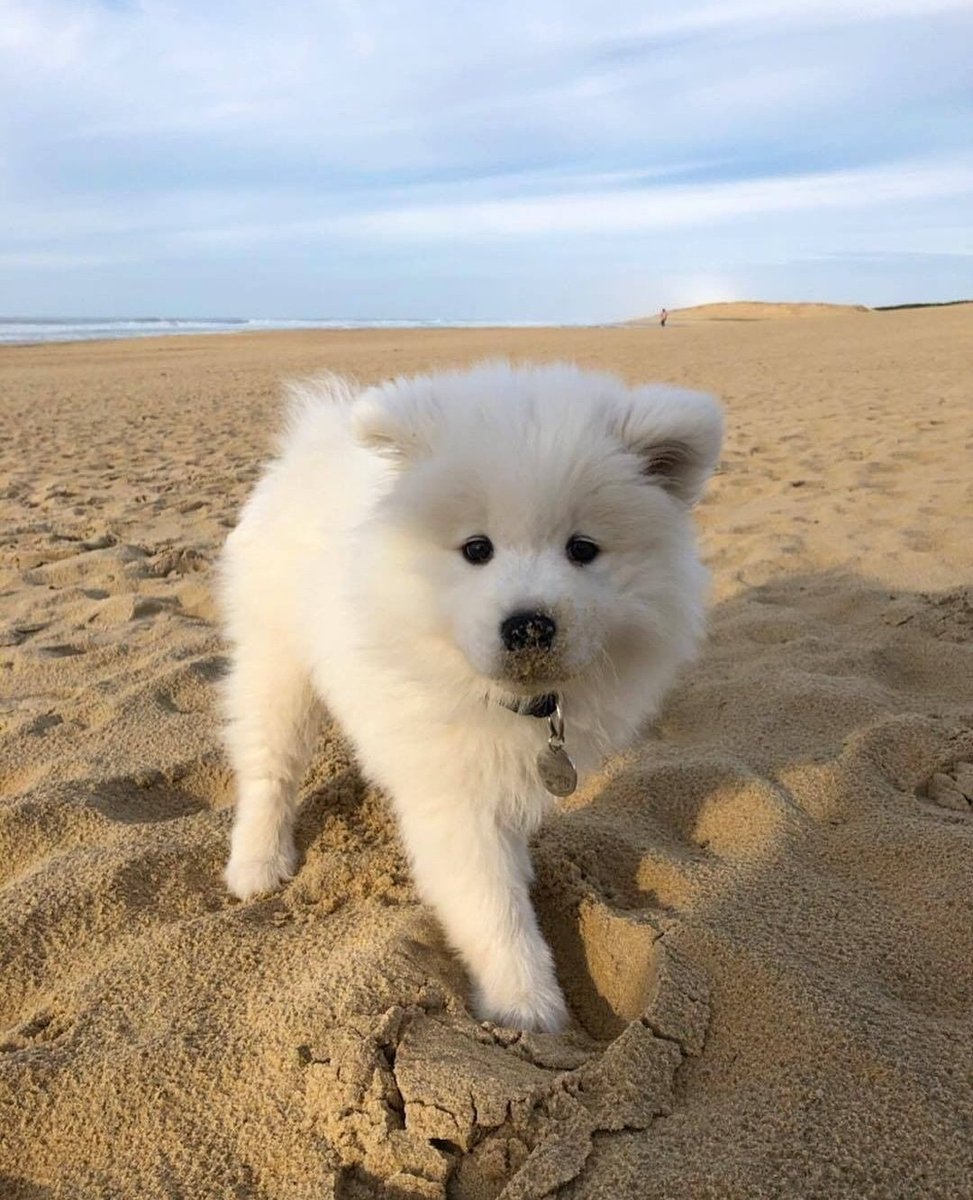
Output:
350,362,723,696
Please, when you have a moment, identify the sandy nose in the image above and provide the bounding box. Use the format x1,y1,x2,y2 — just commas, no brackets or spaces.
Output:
500,611,557,652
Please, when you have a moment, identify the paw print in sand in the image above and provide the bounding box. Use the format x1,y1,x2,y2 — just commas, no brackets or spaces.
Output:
925,762,973,812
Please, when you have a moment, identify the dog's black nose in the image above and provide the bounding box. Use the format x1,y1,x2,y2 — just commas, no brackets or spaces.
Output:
500,611,557,653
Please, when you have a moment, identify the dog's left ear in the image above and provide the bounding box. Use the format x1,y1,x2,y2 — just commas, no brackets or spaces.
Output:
611,385,724,504
350,378,440,464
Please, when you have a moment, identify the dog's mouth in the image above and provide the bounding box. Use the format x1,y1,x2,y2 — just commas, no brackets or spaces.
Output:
495,647,575,689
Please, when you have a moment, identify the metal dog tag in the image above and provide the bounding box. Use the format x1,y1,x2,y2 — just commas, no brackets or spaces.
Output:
537,742,578,796
537,700,578,797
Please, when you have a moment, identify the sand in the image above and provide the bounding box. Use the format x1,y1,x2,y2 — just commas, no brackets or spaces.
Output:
1,306,972,1199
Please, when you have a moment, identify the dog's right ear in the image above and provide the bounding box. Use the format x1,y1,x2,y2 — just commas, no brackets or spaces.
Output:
350,381,438,464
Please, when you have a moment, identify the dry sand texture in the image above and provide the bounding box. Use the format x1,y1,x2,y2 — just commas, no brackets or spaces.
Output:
1,305,972,1199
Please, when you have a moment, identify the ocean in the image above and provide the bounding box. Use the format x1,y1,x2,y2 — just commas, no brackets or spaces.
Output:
0,317,568,346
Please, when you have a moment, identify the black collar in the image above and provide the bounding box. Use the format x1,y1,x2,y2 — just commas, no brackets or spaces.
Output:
498,692,558,719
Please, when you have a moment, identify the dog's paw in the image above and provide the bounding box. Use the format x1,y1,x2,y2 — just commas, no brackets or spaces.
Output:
475,980,569,1034
224,848,296,900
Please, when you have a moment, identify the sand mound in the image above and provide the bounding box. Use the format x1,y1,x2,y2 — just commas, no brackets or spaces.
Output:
2,307,972,1198
629,300,872,324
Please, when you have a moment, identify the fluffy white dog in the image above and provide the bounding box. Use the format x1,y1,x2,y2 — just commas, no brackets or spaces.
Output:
221,361,722,1032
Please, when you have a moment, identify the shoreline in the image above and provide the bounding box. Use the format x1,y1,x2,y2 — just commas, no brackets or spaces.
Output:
7,298,971,349
0,319,606,351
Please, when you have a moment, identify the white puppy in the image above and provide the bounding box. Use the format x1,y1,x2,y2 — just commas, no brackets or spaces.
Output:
221,361,722,1032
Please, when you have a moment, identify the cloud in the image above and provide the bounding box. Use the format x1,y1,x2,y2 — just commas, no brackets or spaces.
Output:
0,0,970,315
0,251,130,270
336,161,973,240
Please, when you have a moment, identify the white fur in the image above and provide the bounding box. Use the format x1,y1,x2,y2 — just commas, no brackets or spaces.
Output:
221,361,722,1031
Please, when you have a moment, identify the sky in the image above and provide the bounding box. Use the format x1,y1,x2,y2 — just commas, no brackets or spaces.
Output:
1,0,971,321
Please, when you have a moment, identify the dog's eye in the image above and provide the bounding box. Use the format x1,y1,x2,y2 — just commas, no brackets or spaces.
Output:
461,536,494,565
566,536,600,565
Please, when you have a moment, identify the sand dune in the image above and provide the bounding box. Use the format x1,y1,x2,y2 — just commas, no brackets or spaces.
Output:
629,300,872,324
1,307,972,1198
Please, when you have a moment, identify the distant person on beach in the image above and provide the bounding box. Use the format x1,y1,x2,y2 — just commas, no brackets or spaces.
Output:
660,308,668,327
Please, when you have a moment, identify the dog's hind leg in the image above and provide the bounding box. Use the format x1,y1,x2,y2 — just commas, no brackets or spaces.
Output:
223,646,319,900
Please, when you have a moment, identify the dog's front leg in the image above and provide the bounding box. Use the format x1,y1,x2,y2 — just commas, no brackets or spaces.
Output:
223,650,319,900
397,798,567,1032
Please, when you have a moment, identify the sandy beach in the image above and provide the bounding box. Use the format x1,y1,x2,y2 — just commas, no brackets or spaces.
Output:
1,305,972,1198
